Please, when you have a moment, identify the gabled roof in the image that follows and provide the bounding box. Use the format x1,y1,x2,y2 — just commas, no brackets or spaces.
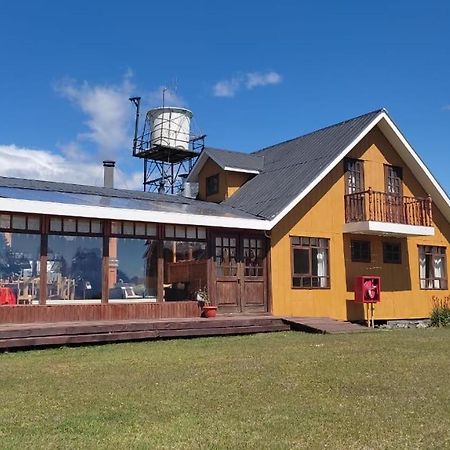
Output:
223,109,384,219
221,108,450,228
187,147,264,181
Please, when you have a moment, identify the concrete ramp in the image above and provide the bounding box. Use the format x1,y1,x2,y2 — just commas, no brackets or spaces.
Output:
283,317,371,334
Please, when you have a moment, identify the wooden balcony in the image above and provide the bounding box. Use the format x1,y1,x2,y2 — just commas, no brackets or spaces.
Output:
343,189,434,236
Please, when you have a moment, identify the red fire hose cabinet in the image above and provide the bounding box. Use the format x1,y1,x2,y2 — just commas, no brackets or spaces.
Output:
354,276,381,303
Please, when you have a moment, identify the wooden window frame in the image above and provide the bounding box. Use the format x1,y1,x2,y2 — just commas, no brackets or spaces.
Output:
351,240,371,263
164,224,207,242
110,220,157,239
206,173,220,196
383,241,402,264
0,212,41,234
48,216,104,237
291,236,330,289
419,245,448,290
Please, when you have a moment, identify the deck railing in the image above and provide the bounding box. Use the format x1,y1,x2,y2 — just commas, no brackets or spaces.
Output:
344,188,432,227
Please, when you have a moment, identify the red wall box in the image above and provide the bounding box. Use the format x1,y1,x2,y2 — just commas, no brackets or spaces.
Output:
354,276,381,303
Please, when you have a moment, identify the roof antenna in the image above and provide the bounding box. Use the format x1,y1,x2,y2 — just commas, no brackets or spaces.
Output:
162,87,167,108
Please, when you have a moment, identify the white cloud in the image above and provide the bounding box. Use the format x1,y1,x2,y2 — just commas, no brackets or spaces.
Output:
54,74,134,157
245,71,282,89
442,105,450,111
0,144,142,190
213,71,282,97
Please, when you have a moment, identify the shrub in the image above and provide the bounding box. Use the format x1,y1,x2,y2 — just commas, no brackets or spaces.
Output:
430,295,450,327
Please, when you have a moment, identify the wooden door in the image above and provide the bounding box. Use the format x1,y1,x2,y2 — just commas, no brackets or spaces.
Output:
345,159,365,221
240,237,266,313
385,165,404,223
212,233,268,314
213,234,241,312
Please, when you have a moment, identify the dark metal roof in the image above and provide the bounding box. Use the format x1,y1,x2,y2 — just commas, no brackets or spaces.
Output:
203,147,264,172
223,109,384,219
0,176,260,220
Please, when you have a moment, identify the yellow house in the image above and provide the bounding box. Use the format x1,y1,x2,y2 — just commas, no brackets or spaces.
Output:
188,109,450,321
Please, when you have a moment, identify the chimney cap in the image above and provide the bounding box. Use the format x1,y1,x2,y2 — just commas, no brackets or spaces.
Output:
103,160,116,167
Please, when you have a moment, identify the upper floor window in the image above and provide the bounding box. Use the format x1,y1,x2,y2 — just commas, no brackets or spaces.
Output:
419,246,447,289
206,174,219,196
291,237,330,288
385,165,403,196
344,158,364,194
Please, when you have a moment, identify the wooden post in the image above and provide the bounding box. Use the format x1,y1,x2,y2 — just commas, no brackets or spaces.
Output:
157,239,164,302
368,187,373,221
101,220,110,304
39,216,48,305
427,195,433,227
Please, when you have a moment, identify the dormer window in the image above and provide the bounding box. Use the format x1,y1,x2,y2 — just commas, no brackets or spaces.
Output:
206,174,219,196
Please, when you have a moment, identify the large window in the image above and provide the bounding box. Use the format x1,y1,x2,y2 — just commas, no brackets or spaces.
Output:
419,246,447,290
291,237,329,288
163,240,207,301
0,232,41,304
47,235,102,302
109,238,158,301
344,158,364,194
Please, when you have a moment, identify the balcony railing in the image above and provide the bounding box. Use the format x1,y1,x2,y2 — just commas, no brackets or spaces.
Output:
344,188,432,227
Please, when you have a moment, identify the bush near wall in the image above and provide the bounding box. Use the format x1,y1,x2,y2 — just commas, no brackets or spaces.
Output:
430,295,450,327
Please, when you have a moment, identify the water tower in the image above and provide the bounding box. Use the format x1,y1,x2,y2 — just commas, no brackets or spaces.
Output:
130,97,205,194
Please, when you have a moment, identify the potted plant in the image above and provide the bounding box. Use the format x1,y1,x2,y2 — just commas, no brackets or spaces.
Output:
196,287,217,318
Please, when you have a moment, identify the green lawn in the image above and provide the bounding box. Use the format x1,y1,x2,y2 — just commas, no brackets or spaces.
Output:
1,329,450,449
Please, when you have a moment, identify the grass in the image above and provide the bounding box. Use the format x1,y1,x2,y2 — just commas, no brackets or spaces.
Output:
1,329,450,449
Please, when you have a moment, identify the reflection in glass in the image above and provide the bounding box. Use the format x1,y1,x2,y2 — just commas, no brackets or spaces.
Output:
108,238,158,301
163,241,207,301
0,232,41,304
47,235,102,302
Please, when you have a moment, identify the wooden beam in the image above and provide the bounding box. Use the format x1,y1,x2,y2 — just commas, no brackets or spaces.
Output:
101,220,110,304
39,216,48,305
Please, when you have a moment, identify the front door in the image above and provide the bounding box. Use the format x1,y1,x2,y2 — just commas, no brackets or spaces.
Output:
212,234,267,313
385,165,404,223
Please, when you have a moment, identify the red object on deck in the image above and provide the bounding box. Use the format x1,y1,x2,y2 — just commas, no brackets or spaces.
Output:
0,287,17,305
354,276,381,303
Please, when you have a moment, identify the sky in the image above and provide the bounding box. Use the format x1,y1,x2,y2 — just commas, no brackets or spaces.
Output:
0,1,449,191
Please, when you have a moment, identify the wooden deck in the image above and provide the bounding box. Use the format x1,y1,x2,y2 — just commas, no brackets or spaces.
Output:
0,315,372,350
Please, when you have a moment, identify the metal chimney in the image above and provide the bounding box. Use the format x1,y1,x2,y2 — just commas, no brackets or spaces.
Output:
103,160,115,189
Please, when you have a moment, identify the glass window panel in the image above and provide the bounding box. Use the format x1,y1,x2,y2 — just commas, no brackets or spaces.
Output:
243,239,249,248
230,238,236,247
197,227,206,239
135,223,146,236
47,235,102,302
293,249,310,275
301,237,310,246
108,238,157,301
50,218,62,232
111,221,121,235
12,215,26,230
123,222,134,235
165,225,175,238
215,237,221,246
91,220,102,234
186,226,196,239
146,223,157,236
250,239,256,247
291,237,300,245
223,237,229,246
63,218,76,233
78,220,90,233
27,217,40,231
0,214,10,229
175,226,186,238
257,240,262,249
0,232,41,304
163,240,207,300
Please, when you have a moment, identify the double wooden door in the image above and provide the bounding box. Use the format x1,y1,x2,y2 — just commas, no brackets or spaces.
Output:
211,234,268,313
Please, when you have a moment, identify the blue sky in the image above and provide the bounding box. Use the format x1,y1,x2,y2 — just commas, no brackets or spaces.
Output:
0,1,449,191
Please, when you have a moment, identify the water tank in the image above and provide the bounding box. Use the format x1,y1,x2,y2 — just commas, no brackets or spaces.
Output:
148,107,193,150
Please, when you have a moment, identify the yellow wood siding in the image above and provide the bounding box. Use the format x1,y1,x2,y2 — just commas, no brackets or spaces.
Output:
198,158,251,202
270,126,450,321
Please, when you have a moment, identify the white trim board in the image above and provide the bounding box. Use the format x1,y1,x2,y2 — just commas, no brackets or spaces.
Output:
0,197,271,230
343,221,435,237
